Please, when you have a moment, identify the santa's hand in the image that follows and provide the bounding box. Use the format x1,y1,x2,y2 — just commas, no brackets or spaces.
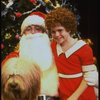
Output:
84,71,98,87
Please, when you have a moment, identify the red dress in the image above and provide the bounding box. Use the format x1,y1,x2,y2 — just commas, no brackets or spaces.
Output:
51,40,96,100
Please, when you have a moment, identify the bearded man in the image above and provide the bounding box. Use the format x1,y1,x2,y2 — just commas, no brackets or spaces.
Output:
2,12,59,100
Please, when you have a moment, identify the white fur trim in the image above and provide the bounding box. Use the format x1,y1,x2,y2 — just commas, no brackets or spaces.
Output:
21,15,45,35
82,64,97,72
40,63,59,96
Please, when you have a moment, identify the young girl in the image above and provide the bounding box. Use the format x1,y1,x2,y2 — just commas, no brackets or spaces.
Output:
45,7,97,100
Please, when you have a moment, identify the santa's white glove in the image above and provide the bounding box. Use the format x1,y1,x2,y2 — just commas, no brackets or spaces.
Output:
84,71,98,87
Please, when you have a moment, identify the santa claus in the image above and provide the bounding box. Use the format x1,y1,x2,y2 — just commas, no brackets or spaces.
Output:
2,12,59,100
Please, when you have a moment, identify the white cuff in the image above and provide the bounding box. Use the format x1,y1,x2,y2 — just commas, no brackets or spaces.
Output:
82,64,97,72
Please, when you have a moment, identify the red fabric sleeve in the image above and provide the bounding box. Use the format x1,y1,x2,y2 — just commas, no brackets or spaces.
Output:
79,44,94,65
1,51,19,66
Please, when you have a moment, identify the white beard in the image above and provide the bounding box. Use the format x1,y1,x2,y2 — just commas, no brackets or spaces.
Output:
19,33,53,71
19,33,59,96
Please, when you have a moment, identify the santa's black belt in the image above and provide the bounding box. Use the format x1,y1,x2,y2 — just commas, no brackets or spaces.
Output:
38,95,60,100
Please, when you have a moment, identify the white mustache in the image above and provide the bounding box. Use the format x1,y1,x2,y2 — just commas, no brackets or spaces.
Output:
22,33,46,40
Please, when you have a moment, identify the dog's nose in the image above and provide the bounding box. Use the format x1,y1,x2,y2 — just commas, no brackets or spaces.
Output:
8,82,19,90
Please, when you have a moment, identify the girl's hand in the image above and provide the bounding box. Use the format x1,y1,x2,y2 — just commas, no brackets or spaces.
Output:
67,95,78,100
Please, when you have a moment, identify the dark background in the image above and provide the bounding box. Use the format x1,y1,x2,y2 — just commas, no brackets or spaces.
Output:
77,0,99,67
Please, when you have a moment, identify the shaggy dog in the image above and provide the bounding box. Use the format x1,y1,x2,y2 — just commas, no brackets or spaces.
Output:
1,57,41,100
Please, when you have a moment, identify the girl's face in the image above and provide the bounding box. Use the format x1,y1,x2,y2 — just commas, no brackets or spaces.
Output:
51,25,71,45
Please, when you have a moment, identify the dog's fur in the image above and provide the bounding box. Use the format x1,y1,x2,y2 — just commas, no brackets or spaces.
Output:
1,57,41,100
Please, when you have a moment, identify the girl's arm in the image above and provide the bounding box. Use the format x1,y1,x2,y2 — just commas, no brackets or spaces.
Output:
67,79,87,100
67,64,97,100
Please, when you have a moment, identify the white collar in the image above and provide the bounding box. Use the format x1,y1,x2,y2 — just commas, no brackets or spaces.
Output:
57,40,86,58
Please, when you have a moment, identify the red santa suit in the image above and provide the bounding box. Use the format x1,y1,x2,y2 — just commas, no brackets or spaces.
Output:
2,51,19,66
51,39,97,100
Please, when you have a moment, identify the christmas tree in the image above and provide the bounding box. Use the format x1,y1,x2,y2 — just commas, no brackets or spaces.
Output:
0,0,87,61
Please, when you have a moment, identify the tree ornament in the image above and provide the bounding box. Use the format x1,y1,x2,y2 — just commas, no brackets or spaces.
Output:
15,34,20,39
1,43,4,49
8,44,11,47
29,0,37,4
15,12,22,17
83,38,93,46
44,0,50,3
54,0,60,8
5,33,12,39
14,43,19,52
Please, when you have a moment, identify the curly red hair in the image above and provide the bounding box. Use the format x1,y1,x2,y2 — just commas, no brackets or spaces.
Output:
45,7,77,35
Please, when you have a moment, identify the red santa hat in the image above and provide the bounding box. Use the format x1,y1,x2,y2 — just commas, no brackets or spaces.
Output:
21,12,46,35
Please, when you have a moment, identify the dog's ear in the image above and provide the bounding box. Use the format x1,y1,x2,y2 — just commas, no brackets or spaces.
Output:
28,85,40,100
1,96,4,100
31,78,41,100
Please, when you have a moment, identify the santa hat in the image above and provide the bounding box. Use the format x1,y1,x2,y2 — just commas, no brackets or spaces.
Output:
21,12,46,35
